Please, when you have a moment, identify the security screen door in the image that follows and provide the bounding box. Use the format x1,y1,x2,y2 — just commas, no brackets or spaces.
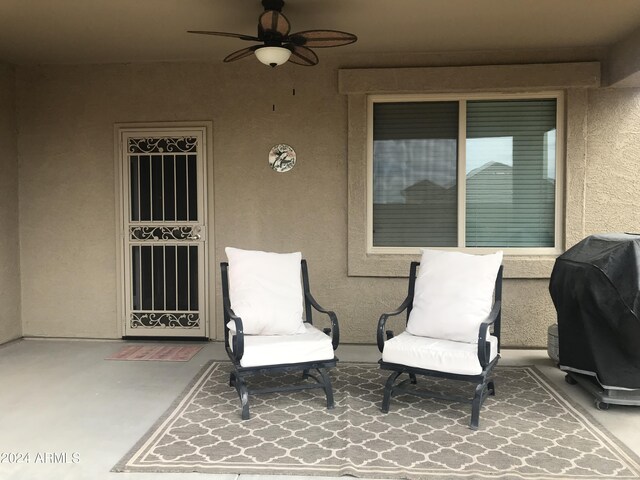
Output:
120,128,208,338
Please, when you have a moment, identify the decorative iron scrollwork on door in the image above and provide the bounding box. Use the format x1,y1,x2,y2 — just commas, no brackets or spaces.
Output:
130,312,200,329
128,137,198,154
130,226,199,241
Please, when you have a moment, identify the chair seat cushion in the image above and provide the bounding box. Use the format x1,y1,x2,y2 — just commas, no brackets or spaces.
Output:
229,323,335,368
382,331,498,376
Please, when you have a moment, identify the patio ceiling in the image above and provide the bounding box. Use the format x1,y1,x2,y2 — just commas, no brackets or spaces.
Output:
0,0,639,66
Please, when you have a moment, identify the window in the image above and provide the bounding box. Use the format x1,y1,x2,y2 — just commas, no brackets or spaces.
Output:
370,93,562,254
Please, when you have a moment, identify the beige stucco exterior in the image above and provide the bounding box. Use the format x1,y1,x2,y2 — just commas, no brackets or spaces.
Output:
0,63,21,344
585,88,640,233
8,48,640,347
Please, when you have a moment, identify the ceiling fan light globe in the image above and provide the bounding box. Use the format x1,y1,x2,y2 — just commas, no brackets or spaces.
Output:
255,46,291,67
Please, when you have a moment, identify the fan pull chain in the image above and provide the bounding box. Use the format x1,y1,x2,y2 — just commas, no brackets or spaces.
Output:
271,88,296,112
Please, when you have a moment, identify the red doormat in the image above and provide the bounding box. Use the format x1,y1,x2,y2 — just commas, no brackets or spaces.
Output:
106,344,204,362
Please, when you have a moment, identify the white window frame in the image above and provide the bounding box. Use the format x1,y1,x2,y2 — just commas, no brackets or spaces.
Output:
367,91,565,256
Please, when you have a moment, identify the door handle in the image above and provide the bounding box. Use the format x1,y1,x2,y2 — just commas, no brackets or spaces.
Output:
187,226,202,241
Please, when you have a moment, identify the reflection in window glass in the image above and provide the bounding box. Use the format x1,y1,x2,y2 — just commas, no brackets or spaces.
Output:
372,102,459,247
466,99,557,247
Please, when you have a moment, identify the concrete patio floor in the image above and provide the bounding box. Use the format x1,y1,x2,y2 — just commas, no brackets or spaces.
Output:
1,338,639,480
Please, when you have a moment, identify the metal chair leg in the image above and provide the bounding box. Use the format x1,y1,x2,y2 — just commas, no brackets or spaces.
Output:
235,376,250,420
318,368,335,409
469,383,485,430
487,379,496,396
381,371,402,413
302,368,310,380
409,373,417,384
229,372,236,387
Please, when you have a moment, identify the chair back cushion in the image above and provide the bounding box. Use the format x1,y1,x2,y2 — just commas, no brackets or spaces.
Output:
225,247,305,335
406,249,503,343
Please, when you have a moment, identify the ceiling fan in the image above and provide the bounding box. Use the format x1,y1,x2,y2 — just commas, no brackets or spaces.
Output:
188,0,357,67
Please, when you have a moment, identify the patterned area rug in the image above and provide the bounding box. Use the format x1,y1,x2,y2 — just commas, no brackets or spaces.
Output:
114,362,640,478
106,344,203,362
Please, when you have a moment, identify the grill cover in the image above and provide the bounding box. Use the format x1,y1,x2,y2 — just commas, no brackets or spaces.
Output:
549,233,640,389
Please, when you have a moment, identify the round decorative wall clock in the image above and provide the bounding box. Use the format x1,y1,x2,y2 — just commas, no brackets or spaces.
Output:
268,144,296,172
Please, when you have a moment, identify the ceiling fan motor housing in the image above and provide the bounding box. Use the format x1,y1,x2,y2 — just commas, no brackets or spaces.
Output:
262,0,284,12
188,0,357,67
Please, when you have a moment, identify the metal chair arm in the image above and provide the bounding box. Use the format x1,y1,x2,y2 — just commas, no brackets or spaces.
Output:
377,296,412,353
477,300,502,367
225,305,245,361
305,292,340,350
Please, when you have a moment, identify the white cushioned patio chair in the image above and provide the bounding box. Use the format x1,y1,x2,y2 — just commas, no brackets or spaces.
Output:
221,247,339,420
377,249,503,430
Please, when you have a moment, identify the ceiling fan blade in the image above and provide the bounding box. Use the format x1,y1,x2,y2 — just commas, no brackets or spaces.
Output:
259,10,291,36
288,46,319,66
223,46,259,63
187,31,260,42
288,30,357,48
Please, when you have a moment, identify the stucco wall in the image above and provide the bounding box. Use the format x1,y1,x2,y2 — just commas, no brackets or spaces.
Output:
0,63,21,344
14,50,640,346
585,88,640,233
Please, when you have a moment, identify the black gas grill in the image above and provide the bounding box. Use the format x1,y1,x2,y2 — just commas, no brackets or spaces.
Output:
549,233,640,409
